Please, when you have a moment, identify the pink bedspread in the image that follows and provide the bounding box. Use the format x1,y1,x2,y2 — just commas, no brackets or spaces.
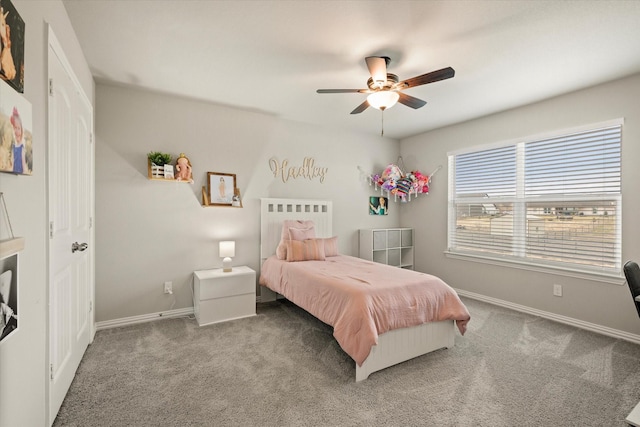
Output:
259,255,470,366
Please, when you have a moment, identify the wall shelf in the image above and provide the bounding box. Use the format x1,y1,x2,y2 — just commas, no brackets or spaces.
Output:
0,237,25,259
147,159,190,183
201,186,243,208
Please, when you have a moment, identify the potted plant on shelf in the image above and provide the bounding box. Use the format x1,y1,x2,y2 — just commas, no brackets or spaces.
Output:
147,151,172,179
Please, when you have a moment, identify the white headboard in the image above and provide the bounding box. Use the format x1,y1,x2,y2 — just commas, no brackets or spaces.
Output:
260,198,333,263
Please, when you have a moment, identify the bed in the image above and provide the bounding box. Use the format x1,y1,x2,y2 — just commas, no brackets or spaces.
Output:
259,198,470,381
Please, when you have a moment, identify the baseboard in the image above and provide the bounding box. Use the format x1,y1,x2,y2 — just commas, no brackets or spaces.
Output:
97,293,640,344
97,295,267,330
96,307,195,331
456,289,640,345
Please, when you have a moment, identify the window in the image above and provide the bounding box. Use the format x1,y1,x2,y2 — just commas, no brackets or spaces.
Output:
448,121,622,275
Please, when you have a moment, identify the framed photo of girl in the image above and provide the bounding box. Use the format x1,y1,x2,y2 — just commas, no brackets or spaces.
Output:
369,196,388,215
0,81,32,175
207,172,237,206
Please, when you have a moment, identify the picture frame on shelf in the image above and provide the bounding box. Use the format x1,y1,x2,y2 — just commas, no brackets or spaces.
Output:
207,172,236,206
163,164,174,179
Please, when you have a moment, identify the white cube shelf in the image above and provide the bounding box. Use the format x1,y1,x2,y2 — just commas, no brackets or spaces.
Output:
359,228,414,269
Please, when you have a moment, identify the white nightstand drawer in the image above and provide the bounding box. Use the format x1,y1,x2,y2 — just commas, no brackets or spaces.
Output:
197,294,255,326
197,274,254,300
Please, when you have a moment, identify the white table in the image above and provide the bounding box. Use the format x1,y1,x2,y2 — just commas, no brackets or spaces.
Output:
193,266,256,326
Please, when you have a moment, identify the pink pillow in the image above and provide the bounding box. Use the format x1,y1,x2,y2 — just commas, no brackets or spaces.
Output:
275,220,316,260
321,236,338,256
289,227,316,241
286,239,326,262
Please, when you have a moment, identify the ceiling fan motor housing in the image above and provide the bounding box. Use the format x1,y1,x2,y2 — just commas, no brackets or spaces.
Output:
367,73,399,91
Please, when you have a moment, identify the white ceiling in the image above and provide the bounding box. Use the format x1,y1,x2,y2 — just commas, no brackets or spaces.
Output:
63,0,640,140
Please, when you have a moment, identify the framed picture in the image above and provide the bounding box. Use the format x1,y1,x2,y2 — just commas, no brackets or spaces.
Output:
0,81,32,174
207,172,237,206
0,0,25,93
0,241,21,344
369,196,388,215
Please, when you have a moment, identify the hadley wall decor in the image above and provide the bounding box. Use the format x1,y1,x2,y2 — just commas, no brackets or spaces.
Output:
0,0,25,93
269,157,328,183
0,81,32,174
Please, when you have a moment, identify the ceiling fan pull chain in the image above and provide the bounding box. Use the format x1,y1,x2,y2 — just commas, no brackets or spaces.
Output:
381,110,384,137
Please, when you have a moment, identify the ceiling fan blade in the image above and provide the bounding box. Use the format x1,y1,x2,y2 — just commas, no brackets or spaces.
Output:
350,100,370,115
398,92,427,109
399,67,455,89
317,89,369,94
365,56,388,87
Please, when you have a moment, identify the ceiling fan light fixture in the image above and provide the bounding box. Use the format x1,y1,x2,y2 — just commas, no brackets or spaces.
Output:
367,91,400,111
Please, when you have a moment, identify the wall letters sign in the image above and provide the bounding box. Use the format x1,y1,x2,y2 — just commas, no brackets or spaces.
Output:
269,157,328,183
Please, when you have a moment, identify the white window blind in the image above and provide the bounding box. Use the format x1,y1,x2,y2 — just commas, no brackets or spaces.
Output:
448,123,622,274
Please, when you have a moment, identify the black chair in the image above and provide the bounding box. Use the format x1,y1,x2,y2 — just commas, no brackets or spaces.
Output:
624,261,640,318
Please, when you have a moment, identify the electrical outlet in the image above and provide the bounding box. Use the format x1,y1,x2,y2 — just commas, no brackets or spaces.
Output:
553,284,563,297
164,281,173,294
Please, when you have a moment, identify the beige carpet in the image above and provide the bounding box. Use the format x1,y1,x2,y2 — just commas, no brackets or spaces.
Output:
53,297,640,426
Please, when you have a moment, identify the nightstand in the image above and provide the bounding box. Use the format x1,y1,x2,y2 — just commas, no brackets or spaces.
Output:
193,266,256,326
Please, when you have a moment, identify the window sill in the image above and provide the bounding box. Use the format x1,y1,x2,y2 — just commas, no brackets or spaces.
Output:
444,250,625,285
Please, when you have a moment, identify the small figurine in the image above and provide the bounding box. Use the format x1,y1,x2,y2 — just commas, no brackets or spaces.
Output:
232,188,242,207
175,153,193,183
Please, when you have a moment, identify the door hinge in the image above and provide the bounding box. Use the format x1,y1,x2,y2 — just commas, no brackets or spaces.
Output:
90,133,94,144
89,300,93,313
49,221,54,238
89,217,92,229
50,363,54,380
49,78,54,96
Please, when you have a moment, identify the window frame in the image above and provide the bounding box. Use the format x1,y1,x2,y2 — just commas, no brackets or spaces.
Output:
446,119,624,283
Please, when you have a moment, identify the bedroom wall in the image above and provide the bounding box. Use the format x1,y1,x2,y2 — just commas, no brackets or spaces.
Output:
0,1,94,426
94,82,400,323
400,73,640,337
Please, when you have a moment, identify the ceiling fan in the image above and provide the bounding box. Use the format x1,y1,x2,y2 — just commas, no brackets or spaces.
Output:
316,56,455,115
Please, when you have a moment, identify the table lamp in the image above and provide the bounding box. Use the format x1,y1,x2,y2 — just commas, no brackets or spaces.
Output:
220,241,235,272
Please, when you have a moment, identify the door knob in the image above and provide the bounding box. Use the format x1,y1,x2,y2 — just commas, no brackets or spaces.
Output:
71,242,88,253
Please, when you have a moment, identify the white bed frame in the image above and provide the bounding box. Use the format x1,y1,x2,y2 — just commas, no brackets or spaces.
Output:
260,198,455,381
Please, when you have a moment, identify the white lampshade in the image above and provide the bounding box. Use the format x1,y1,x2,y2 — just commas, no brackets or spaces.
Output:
219,241,235,272
219,241,235,258
367,91,400,111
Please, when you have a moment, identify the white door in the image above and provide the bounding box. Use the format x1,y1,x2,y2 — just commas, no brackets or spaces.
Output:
47,29,94,424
